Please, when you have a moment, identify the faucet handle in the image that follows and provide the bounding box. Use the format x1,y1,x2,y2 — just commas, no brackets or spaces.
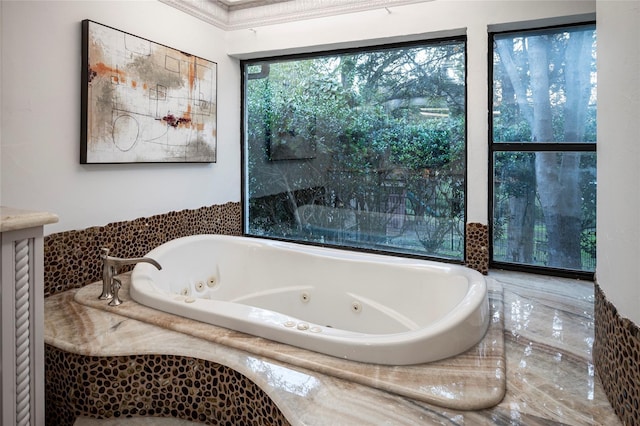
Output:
109,277,123,306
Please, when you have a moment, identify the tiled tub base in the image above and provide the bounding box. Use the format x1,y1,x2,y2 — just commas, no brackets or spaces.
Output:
594,283,640,425
75,416,201,425
43,205,491,298
45,345,290,426
43,202,242,297
465,222,489,275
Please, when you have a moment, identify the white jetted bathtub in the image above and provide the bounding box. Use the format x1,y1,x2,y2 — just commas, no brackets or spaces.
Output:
130,235,489,365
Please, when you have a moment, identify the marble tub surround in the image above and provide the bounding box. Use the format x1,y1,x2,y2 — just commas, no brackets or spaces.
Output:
75,417,202,425
44,270,620,425
45,290,447,425
43,202,241,297
72,275,506,410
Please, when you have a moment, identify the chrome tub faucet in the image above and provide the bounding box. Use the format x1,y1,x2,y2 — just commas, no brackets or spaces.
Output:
100,247,162,300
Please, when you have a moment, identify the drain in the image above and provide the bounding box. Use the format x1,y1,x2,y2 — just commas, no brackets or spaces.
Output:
300,292,310,303
351,301,362,313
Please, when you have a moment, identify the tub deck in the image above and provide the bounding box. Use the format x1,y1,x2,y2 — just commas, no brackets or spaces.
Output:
71,274,504,410
44,270,620,425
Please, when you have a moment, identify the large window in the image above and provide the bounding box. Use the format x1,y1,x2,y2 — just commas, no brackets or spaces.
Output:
490,24,597,275
243,38,466,260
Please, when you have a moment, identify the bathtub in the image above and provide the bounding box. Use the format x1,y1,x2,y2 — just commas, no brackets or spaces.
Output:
130,235,490,365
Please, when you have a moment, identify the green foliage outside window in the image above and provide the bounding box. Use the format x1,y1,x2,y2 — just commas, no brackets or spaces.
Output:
244,39,466,259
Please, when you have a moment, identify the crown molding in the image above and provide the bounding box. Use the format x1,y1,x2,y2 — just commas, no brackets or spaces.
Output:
159,0,433,30
159,0,229,29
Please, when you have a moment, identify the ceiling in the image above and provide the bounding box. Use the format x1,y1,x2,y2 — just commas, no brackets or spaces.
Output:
214,0,292,10
159,0,431,30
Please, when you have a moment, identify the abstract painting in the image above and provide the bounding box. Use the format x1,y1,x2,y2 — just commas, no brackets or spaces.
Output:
81,20,217,163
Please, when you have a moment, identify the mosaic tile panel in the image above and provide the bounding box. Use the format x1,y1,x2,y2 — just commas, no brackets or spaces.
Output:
594,282,640,426
465,222,489,275
45,345,290,426
43,203,241,297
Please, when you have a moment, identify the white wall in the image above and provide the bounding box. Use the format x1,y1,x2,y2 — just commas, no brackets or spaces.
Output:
596,1,640,324
0,1,608,254
226,0,596,224
3,0,634,322
1,1,240,234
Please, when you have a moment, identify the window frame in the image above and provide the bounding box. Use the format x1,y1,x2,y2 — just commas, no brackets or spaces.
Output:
488,21,597,280
240,36,469,265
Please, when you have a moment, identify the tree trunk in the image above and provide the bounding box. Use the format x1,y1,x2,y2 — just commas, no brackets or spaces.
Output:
506,188,536,263
527,35,584,269
495,38,536,262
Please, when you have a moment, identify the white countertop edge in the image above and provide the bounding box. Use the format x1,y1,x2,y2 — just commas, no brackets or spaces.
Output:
0,206,59,232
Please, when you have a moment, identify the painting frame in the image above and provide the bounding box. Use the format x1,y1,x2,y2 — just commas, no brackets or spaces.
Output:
80,20,217,164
